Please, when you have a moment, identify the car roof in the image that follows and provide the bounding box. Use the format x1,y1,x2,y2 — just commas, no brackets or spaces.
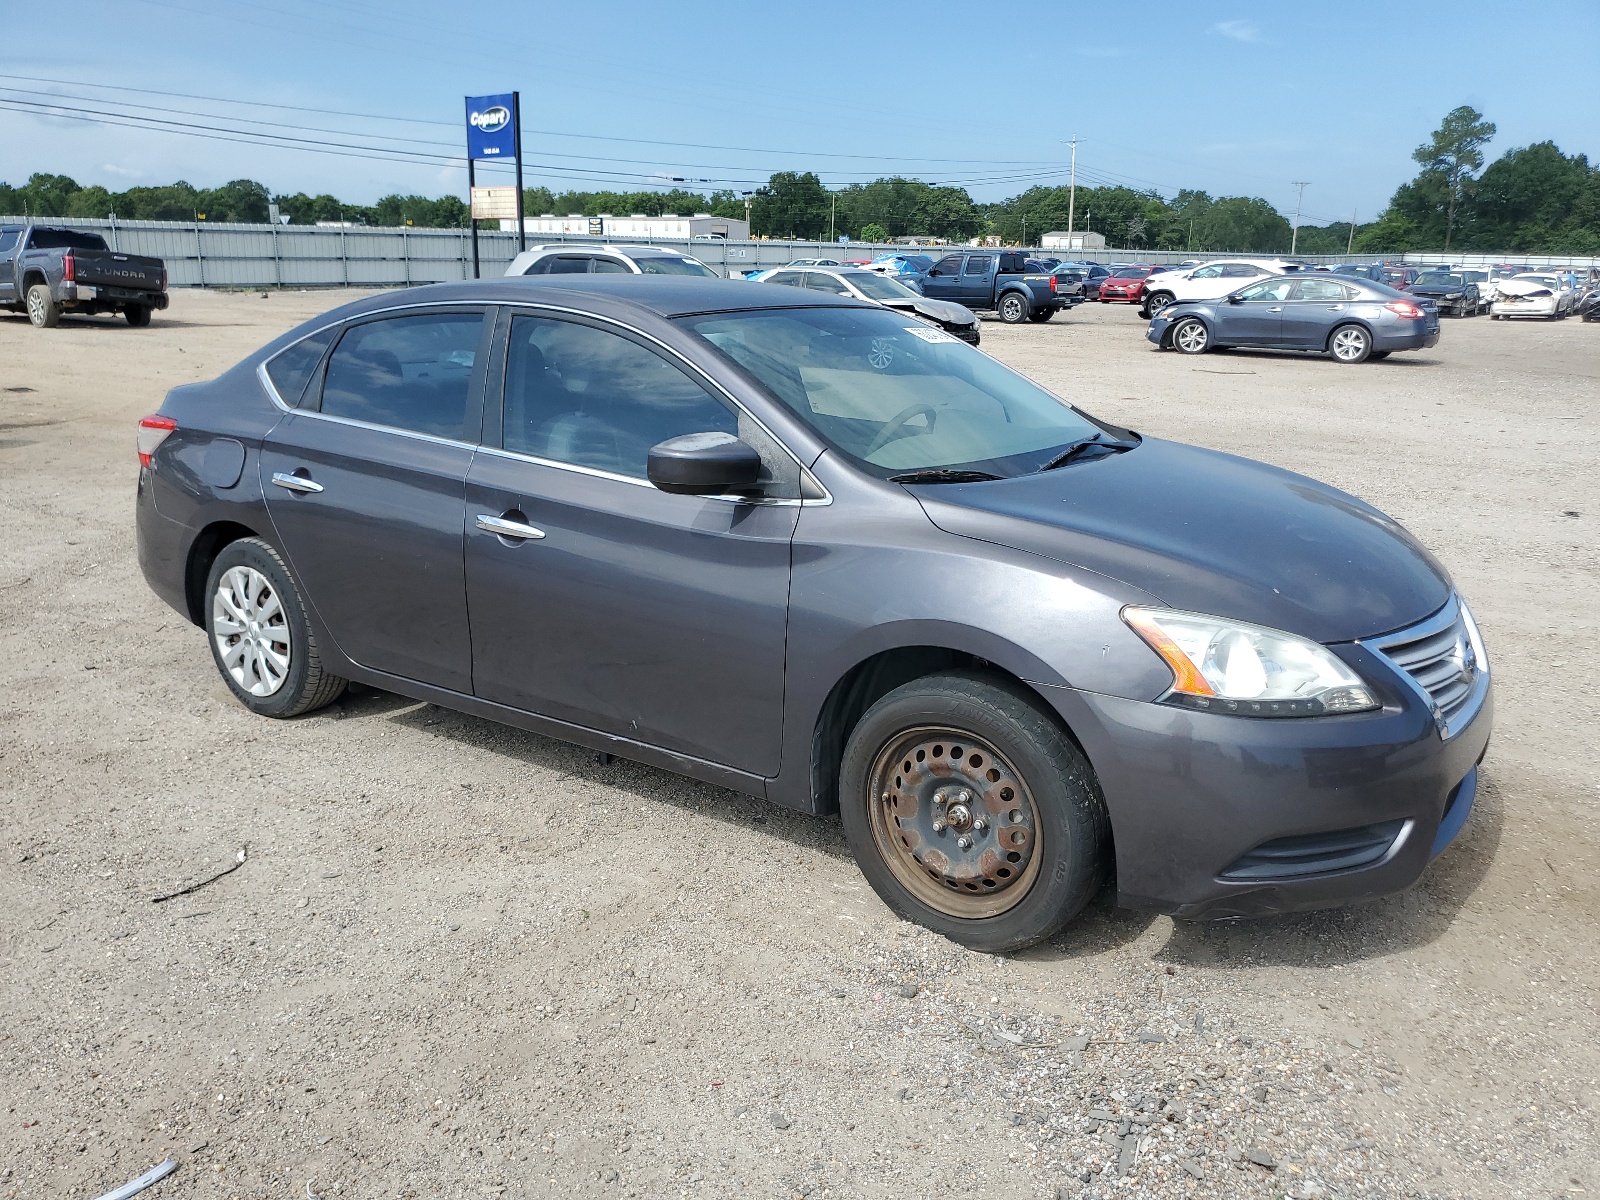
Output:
310,276,867,325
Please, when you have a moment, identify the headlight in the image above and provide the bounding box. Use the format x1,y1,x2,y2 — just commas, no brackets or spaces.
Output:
1123,607,1379,717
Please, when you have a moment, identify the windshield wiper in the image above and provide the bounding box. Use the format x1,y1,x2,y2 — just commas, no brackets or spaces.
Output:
1035,434,1138,472
888,469,1003,484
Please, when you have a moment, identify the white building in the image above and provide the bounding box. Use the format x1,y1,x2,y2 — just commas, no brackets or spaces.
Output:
1041,231,1107,251
500,212,749,240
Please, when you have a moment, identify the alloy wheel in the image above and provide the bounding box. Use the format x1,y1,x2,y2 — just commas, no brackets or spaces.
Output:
212,566,291,697
27,290,46,324
1331,327,1369,361
1173,319,1208,353
866,727,1041,919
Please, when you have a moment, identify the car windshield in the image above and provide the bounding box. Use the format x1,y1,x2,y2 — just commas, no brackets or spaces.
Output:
635,256,717,277
680,307,1109,477
1111,267,1149,279
847,273,920,301
1415,273,1464,286
1457,270,1487,282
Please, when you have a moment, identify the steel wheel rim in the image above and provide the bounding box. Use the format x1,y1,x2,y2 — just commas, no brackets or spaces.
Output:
27,290,45,323
1332,328,1366,359
1002,296,1022,320
212,566,291,697
867,726,1042,919
1175,320,1206,352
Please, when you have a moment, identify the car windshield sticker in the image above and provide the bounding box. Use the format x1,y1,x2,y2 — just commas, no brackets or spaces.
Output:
904,325,960,344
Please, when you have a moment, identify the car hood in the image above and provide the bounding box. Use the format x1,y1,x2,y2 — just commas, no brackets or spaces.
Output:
912,437,1451,643
881,295,976,325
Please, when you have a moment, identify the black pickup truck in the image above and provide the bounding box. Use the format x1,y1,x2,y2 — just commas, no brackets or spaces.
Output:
918,248,1080,323
0,224,168,328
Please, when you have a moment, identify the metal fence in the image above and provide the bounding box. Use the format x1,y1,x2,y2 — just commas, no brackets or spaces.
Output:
4,216,1597,286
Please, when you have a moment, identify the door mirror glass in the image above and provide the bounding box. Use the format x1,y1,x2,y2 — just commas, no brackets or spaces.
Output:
647,432,762,496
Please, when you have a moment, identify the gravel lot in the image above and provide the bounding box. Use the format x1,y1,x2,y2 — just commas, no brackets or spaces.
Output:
1,290,1596,1200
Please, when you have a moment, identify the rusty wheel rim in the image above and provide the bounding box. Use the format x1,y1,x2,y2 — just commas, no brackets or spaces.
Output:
867,726,1041,919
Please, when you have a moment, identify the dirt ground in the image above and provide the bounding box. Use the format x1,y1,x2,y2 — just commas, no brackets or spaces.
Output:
1,289,1596,1200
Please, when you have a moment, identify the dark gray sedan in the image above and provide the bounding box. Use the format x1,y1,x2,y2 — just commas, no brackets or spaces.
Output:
1147,274,1441,362
136,276,1489,952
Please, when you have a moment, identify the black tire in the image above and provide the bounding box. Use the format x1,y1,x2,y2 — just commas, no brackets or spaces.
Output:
125,305,152,327
25,283,59,329
1327,322,1373,364
1144,292,1174,319
838,671,1110,954
998,292,1030,324
1169,316,1210,355
1027,307,1054,323
204,537,347,718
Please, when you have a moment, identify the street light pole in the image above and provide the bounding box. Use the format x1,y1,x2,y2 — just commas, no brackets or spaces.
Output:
1290,180,1310,255
1066,135,1079,239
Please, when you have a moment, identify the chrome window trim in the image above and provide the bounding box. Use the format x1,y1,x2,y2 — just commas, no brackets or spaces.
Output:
1360,592,1489,740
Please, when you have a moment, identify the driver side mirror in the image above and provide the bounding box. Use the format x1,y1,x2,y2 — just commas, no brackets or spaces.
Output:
1227,293,1245,304
647,432,762,496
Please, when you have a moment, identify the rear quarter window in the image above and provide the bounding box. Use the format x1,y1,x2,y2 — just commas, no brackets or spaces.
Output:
264,328,336,407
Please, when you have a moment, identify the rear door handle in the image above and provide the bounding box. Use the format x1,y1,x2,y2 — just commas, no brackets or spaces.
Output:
271,471,323,494
476,513,546,541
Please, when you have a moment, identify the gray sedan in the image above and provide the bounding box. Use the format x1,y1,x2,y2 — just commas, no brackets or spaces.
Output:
136,276,1488,952
1147,274,1441,363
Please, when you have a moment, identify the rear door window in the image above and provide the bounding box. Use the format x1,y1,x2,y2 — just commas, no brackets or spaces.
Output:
803,273,850,295
1223,264,1265,277
1292,278,1353,301
546,257,591,275
318,311,486,440
963,256,993,276
265,327,336,407
592,258,631,274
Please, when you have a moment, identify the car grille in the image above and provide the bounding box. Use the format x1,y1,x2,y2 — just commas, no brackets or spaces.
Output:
1366,597,1485,738
1220,819,1407,881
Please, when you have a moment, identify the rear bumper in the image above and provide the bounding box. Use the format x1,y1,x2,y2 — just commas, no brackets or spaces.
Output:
66,283,168,308
135,467,192,620
1034,667,1492,920
1374,322,1439,351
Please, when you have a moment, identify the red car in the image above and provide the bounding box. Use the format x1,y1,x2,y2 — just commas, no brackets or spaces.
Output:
1098,265,1159,303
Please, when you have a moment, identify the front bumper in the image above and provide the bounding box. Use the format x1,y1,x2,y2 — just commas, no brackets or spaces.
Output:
1035,649,1492,920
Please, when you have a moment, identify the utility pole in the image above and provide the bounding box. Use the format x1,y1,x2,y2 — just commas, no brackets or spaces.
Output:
1346,208,1357,255
829,192,836,243
1065,136,1079,238
1290,181,1310,255
742,191,753,238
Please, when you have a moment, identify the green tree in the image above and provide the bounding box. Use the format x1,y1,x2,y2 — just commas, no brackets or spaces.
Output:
20,172,82,216
751,172,829,239
859,222,889,242
1196,197,1291,252
522,186,556,215
65,185,115,218
1467,141,1598,254
1411,105,1495,250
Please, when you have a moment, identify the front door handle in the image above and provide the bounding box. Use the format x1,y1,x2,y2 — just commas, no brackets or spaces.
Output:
476,513,546,541
271,471,323,494
1266,306,1284,313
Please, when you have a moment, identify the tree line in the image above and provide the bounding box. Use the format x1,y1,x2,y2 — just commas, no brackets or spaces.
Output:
2,108,1595,253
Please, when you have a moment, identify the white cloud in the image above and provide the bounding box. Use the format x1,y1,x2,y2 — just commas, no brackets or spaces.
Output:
101,163,145,179
1214,19,1261,42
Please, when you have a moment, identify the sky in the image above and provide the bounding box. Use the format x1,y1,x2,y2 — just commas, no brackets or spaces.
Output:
3,0,1597,228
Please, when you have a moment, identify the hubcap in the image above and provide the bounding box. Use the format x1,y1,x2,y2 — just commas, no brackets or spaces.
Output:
212,566,290,697
867,727,1041,919
1176,320,1206,352
1333,328,1366,359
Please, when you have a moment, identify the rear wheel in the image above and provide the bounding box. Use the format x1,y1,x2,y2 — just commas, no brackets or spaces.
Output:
124,305,152,327
205,538,347,718
839,672,1109,953
1328,323,1372,363
1027,307,1054,323
25,284,59,329
1170,316,1209,354
998,292,1030,324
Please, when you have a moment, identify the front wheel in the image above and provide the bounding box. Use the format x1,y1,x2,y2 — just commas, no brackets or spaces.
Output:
205,538,347,718
26,284,59,328
1144,292,1174,318
1170,316,1210,354
998,292,1030,324
1328,323,1373,363
839,672,1110,954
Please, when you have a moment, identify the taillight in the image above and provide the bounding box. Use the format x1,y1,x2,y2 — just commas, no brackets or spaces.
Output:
63,254,75,282
137,415,177,467
1385,300,1423,319
160,266,167,290
1049,275,1058,292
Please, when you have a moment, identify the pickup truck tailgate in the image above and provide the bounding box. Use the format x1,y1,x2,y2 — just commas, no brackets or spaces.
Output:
73,250,165,293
